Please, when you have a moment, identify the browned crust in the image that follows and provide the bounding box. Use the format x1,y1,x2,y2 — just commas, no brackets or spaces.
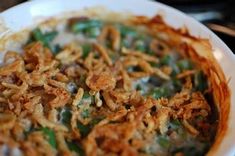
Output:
130,15,230,155
0,10,230,155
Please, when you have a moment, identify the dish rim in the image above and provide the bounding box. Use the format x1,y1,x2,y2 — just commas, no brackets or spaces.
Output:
0,0,234,155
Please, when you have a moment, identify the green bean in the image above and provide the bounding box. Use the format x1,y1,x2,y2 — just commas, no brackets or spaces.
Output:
86,27,101,38
78,90,94,106
83,91,91,99
81,44,92,58
169,119,181,130
81,109,90,119
150,62,160,68
172,78,182,92
160,54,172,65
148,87,169,99
71,19,102,38
160,54,180,76
77,121,90,137
134,40,146,52
121,38,131,48
77,117,104,137
67,141,85,156
40,127,57,148
90,116,105,126
117,25,137,38
172,146,206,156
171,65,180,76
61,108,72,126
32,28,58,50
177,59,193,71
136,84,142,91
194,70,208,92
158,136,170,148
72,19,102,32
50,44,61,55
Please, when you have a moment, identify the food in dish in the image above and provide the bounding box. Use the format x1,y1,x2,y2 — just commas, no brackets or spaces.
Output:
0,13,226,156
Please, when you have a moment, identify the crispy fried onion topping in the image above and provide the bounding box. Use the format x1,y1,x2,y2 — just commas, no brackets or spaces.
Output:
0,17,216,156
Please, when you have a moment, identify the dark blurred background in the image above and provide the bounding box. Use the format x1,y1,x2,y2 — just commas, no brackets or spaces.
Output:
157,0,235,52
0,0,235,52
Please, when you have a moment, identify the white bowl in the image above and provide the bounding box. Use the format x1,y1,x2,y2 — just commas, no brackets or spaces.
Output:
0,0,234,155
